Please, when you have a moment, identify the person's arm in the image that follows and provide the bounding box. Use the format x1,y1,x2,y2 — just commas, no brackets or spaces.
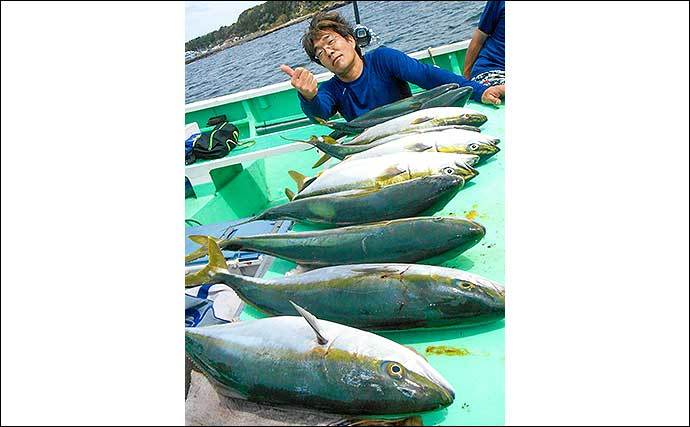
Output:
376,46,499,104
298,89,337,121
465,0,502,79
463,29,488,79
280,64,337,120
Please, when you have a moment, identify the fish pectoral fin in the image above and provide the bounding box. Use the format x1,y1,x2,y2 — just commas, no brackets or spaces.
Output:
289,301,329,345
408,142,433,152
382,165,407,178
374,166,409,188
312,153,332,168
410,116,433,125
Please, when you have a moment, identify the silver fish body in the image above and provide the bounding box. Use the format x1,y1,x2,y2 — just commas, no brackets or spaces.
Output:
186,216,486,267
343,107,488,146
209,263,505,330
293,152,478,200
344,127,500,162
185,316,455,414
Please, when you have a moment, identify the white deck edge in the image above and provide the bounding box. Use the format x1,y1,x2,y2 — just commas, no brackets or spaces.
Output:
186,142,312,186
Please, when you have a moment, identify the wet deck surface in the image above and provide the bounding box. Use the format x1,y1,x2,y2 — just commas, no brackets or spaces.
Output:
185,101,505,425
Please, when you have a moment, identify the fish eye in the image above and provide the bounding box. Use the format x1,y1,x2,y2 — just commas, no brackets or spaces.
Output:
460,281,475,290
384,361,406,379
469,143,480,150
442,167,455,175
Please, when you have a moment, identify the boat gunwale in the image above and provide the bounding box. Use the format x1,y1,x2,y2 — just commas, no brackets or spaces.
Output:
185,40,471,113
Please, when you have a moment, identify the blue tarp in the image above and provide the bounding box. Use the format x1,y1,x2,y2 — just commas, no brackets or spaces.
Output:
185,219,292,266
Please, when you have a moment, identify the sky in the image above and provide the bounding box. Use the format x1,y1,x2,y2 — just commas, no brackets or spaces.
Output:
186,1,265,42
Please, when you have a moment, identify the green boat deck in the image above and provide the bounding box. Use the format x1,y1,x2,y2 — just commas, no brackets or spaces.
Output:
185,101,505,425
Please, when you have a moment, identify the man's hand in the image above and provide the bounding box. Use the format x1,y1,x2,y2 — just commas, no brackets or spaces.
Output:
481,84,505,105
280,64,318,101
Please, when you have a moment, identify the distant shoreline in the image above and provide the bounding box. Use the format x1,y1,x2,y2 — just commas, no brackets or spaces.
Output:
185,1,350,65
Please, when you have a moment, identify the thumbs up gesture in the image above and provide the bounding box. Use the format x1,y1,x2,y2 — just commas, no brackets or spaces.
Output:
280,64,318,101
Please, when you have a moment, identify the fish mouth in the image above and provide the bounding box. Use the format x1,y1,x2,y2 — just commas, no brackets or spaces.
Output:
464,113,488,127
483,143,501,159
402,369,456,410
455,162,479,181
439,384,455,406
422,370,456,407
470,221,487,238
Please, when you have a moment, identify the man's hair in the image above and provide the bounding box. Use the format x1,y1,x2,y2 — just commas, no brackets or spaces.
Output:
301,11,363,64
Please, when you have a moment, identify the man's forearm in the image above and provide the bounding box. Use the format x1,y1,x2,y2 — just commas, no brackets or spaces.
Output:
299,91,334,121
463,29,487,79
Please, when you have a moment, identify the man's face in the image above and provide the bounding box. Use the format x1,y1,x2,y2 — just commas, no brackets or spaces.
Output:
313,30,358,74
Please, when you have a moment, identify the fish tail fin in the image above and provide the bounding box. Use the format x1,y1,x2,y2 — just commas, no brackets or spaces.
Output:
288,170,309,191
185,235,221,263
185,236,229,288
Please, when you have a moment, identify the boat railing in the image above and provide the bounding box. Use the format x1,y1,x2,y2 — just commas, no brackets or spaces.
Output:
184,39,470,187
185,40,470,135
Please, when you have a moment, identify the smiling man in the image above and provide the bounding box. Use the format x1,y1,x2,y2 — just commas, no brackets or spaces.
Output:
280,11,505,123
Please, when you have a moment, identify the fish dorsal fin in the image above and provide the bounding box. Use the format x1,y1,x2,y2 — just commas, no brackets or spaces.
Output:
312,153,332,169
288,170,309,191
285,188,295,201
410,116,433,125
185,237,229,288
289,300,328,345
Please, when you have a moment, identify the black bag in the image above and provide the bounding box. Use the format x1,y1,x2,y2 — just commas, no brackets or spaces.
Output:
191,121,239,162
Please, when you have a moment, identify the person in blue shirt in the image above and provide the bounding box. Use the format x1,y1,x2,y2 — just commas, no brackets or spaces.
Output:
280,11,505,122
463,0,505,87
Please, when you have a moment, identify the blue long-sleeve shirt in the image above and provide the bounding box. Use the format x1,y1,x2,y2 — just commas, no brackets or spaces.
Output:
470,0,505,78
299,46,489,122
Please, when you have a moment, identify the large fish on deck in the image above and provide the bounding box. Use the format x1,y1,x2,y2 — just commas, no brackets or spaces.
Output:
185,302,456,414
345,126,501,163
287,152,478,201
301,126,499,168
185,216,486,266
324,84,474,137
317,107,488,147
186,238,505,330
232,174,465,227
